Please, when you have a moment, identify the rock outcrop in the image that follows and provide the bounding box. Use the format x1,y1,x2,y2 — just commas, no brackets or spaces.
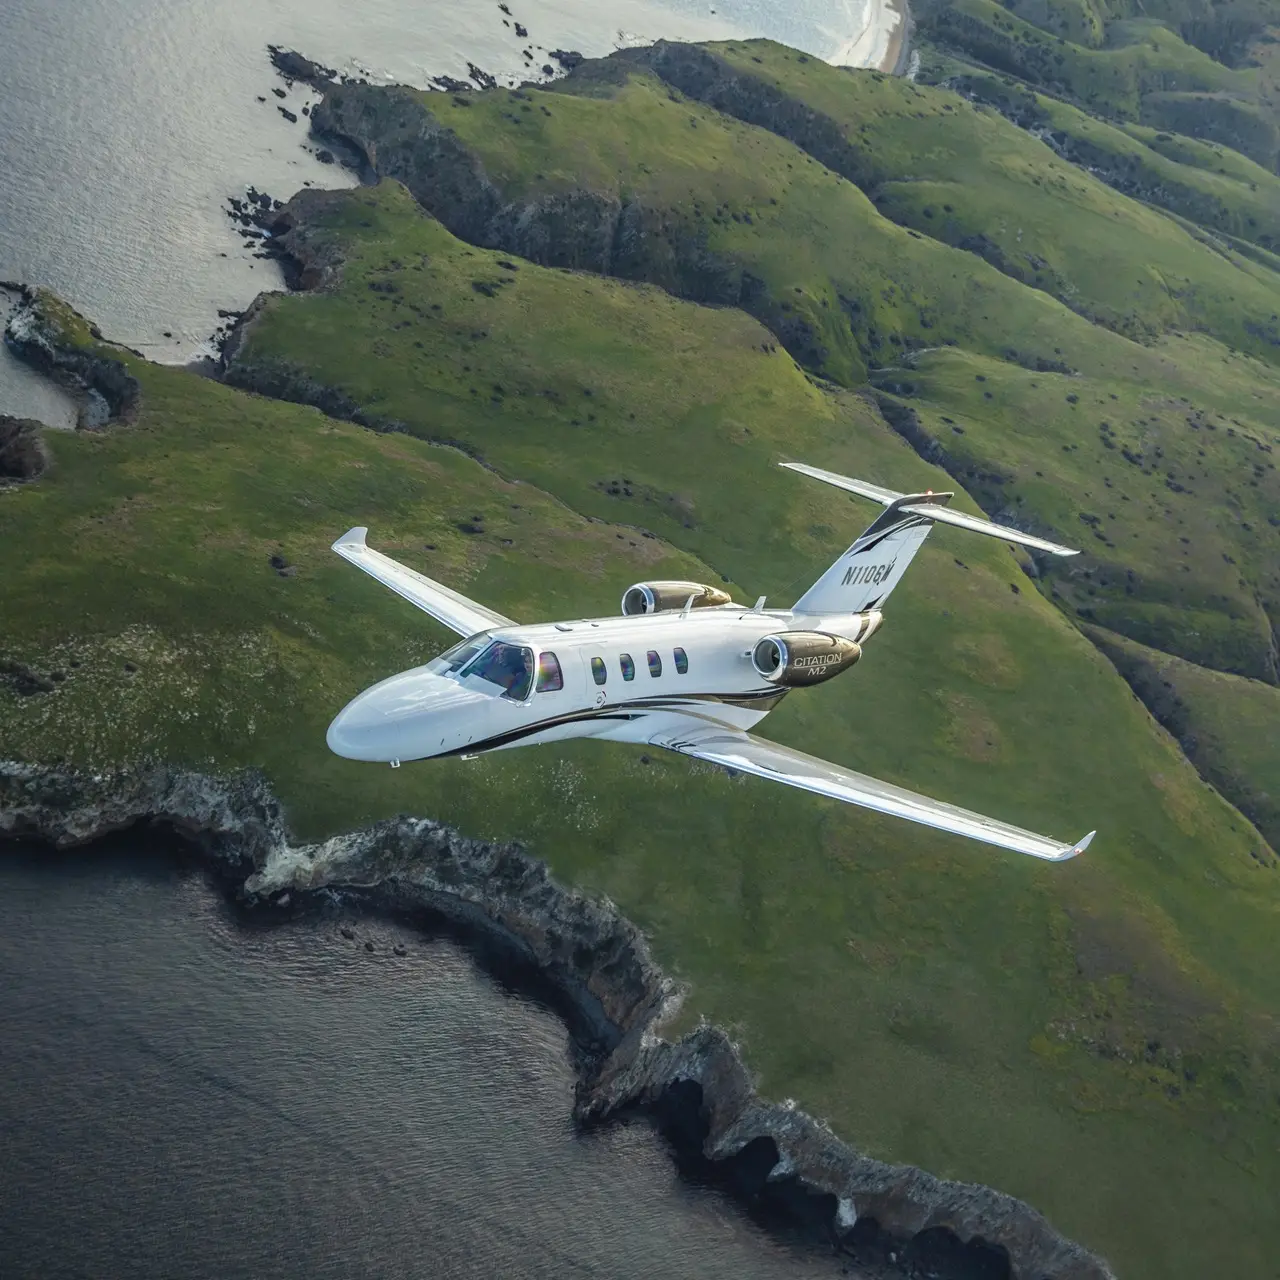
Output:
0,415,52,484
1,759,1115,1280
3,288,140,428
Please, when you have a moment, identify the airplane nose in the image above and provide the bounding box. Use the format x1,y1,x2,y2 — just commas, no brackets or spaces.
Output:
326,699,390,762
326,669,479,763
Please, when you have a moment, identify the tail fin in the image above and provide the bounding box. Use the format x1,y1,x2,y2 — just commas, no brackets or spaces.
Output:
783,462,1078,615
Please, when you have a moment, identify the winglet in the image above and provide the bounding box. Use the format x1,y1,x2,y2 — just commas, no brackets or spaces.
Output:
1059,830,1096,861
333,526,368,553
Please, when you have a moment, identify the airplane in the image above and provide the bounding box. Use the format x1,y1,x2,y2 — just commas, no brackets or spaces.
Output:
326,462,1096,862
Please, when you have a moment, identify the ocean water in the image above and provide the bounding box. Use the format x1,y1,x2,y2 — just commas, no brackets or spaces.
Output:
0,841,859,1279
0,0,893,424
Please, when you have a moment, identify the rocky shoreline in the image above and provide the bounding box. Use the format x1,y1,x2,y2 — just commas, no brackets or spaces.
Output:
2,282,140,429
0,760,1114,1280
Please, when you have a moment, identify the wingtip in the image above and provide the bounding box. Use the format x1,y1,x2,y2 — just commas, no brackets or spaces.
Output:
333,526,368,553
1068,829,1096,859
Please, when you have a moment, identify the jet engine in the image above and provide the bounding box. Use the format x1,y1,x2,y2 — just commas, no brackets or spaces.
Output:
751,632,862,687
621,581,732,616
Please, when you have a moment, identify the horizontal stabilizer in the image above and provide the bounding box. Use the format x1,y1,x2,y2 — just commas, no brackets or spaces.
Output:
780,462,1078,557
332,527,516,637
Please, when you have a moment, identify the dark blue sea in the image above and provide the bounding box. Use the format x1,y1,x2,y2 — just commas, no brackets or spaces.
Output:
0,841,861,1278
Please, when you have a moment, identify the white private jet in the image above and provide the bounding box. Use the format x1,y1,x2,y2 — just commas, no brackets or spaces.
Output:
327,463,1096,862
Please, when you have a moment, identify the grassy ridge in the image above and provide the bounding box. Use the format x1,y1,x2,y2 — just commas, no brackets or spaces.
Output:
5,260,1280,1278
873,339,1280,681
316,60,1280,681
1085,624,1280,852
919,0,1280,167
946,69,1280,251
695,41,1280,356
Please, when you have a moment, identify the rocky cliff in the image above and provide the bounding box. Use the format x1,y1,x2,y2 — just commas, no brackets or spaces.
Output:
1,759,1116,1280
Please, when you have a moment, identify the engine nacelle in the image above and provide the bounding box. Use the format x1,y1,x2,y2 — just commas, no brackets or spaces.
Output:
621,580,732,616
752,632,862,687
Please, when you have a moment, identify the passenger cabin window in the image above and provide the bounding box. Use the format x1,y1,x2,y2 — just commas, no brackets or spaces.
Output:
674,647,689,675
590,657,607,686
536,652,564,693
463,641,534,701
620,654,636,682
647,650,662,678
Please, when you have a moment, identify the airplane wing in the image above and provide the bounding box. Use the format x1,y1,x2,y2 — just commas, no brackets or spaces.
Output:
650,721,1093,862
331,527,516,637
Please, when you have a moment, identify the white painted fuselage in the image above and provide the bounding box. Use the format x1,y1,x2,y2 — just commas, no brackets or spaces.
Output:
327,606,880,765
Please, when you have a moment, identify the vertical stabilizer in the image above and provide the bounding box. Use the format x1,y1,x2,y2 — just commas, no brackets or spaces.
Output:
792,491,952,614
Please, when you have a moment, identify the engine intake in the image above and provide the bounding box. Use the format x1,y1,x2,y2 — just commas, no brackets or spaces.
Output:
752,632,862,687
621,580,732,616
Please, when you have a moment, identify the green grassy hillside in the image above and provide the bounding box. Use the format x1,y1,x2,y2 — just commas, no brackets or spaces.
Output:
918,0,1280,168
872,340,1280,682
1084,625,1280,851
310,69,1280,683
644,39,1280,356
5,256,1280,1280
946,69,1280,251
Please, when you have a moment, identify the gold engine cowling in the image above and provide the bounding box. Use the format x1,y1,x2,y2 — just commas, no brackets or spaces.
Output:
752,632,862,687
621,581,733,616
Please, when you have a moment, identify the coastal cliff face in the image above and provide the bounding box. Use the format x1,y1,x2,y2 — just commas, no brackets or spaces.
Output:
307,79,832,371
0,760,1115,1280
3,286,140,429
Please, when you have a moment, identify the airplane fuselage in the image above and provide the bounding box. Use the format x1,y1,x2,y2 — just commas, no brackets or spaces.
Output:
327,605,882,765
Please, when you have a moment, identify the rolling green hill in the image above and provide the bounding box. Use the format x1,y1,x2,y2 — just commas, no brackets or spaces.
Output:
4,241,1280,1280
942,69,1280,252
1085,624,1280,850
918,0,1280,168
309,55,1280,684
5,27,1280,1280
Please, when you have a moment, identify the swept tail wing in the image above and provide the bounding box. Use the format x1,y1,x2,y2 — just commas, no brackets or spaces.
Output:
651,721,1092,862
780,462,1080,558
332,527,515,637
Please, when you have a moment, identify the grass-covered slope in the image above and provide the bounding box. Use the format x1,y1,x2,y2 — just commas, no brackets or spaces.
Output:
873,340,1280,682
918,0,1280,168
1085,625,1280,851
632,39,1280,357
313,67,1143,385
6,244,1280,1280
309,62,1280,683
946,69,1280,252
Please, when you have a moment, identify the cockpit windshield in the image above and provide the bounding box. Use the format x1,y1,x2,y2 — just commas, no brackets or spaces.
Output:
460,640,535,701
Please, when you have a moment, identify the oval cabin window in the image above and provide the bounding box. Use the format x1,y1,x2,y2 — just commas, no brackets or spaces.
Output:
647,650,662,678
620,654,636,682
536,652,564,692
591,657,607,686
673,647,689,675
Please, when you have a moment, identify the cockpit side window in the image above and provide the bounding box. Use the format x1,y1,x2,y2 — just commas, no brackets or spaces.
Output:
590,657,607,686
647,650,662,678
434,634,488,675
619,653,635,682
462,641,534,701
536,652,564,693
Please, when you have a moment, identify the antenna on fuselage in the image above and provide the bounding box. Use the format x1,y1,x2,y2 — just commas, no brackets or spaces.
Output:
751,596,767,612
